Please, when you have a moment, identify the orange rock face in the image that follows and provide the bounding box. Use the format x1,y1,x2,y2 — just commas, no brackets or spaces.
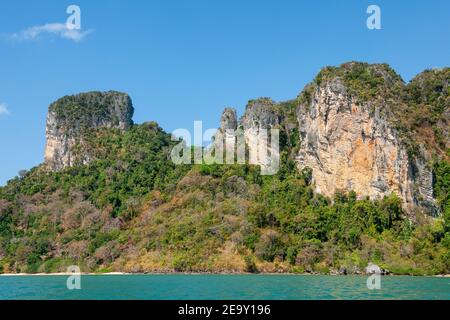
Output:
296,78,436,214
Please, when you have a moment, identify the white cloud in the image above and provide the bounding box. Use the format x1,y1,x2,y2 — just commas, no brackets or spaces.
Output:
0,103,10,116
11,23,93,43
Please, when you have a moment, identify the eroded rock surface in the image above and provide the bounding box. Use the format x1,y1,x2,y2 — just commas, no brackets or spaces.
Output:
295,76,437,214
44,91,134,170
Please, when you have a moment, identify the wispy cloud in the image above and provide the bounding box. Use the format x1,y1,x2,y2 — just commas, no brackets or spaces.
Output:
0,103,10,116
10,23,93,43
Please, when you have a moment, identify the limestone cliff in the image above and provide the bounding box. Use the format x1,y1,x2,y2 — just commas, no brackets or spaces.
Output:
44,91,134,170
220,107,238,131
210,108,238,163
240,98,282,173
215,63,447,214
240,98,282,130
44,63,447,215
295,63,440,215
214,99,282,171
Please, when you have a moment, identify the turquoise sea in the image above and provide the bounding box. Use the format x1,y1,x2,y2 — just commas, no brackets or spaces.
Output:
0,275,448,300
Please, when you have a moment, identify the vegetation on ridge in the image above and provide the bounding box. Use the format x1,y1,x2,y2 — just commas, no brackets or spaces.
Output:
49,91,134,134
0,124,449,275
0,62,448,275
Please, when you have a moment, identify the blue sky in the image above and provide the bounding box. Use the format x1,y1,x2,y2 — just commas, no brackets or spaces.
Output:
0,0,449,185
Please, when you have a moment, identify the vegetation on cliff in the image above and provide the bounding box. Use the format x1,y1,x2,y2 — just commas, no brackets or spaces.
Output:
0,124,448,275
0,62,448,275
49,91,134,133
403,68,450,156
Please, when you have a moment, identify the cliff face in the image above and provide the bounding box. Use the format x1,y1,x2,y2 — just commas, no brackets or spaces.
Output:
216,63,447,214
239,99,282,174
295,77,436,214
240,98,282,130
220,107,238,131
213,100,282,172
43,63,447,214
44,91,134,170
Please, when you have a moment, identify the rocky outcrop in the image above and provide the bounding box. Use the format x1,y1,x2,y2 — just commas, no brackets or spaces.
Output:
295,66,438,215
209,108,238,164
212,99,282,173
215,63,442,214
220,108,238,131
240,98,282,130
44,91,134,170
44,63,444,215
240,98,281,173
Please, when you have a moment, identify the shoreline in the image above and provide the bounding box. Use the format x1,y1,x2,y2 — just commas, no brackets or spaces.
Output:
1,272,449,277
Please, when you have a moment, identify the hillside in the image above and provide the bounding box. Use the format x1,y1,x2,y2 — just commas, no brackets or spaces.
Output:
0,62,449,275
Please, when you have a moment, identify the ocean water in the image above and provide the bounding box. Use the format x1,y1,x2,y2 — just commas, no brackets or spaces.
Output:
0,275,448,300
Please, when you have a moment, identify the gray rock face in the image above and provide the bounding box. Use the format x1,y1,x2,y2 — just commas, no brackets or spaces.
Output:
239,99,282,174
44,91,134,170
212,101,281,171
220,108,238,131
240,98,281,130
210,108,238,164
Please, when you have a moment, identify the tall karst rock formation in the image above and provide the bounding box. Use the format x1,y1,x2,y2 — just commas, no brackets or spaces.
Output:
43,62,448,215
295,63,437,215
44,91,134,170
216,62,448,214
